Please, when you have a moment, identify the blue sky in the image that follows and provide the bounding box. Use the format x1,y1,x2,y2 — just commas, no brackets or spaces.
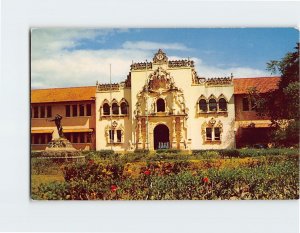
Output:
31,28,299,88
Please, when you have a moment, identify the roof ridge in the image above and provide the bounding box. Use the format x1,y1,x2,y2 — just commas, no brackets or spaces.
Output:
31,85,96,91
233,76,280,80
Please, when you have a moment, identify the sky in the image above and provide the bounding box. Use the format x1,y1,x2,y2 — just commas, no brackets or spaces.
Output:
31,28,299,89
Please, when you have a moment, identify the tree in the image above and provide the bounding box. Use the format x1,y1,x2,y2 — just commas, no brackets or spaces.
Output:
249,43,299,146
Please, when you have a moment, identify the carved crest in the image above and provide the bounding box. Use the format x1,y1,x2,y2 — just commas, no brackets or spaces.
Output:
147,67,174,92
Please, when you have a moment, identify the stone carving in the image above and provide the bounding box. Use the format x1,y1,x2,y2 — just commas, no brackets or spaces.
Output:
130,62,152,70
112,121,118,128
209,117,216,126
147,67,173,91
97,83,120,91
153,49,168,64
193,76,233,86
46,138,74,150
168,59,194,68
125,73,131,87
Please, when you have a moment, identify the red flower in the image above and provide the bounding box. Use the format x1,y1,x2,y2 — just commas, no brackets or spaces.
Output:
88,160,94,165
110,185,118,192
203,177,209,183
144,170,151,175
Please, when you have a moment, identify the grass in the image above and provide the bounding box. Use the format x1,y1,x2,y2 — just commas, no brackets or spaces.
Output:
31,174,64,194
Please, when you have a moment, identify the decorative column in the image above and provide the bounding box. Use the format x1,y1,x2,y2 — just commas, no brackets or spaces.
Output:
179,119,184,149
172,118,176,149
137,118,142,149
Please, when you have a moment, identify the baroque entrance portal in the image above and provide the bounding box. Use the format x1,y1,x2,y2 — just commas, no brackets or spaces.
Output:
154,124,169,149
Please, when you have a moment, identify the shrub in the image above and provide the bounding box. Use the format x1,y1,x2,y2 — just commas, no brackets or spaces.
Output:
134,149,150,155
156,149,181,154
197,151,220,159
219,149,240,158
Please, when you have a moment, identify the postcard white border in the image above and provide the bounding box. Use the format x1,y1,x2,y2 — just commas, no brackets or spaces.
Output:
0,0,299,232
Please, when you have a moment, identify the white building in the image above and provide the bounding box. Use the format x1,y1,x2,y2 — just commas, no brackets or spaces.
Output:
95,49,235,151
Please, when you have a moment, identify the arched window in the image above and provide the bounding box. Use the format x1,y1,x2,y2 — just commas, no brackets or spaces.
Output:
157,98,165,112
199,99,207,112
103,103,110,115
209,99,217,111
112,103,119,115
219,98,227,111
120,102,128,115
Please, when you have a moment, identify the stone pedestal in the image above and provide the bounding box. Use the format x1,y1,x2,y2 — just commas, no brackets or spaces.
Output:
45,137,76,151
41,137,81,159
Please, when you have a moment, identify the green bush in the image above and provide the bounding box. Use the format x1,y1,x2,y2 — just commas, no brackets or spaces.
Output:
31,151,42,158
219,149,240,158
197,151,221,159
134,149,150,155
156,149,181,154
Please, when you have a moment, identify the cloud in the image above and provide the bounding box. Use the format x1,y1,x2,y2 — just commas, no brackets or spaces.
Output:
31,49,152,88
122,41,191,51
31,29,270,88
31,28,123,59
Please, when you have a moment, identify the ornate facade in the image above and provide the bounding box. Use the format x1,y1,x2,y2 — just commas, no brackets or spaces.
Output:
95,49,235,151
31,50,279,151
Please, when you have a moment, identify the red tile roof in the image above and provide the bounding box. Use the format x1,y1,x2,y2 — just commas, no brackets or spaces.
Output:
233,77,280,94
31,86,96,103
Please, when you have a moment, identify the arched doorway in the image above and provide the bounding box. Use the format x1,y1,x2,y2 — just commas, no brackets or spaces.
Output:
153,124,169,149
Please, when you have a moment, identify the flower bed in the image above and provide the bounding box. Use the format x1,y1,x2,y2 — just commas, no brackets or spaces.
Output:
31,153,299,200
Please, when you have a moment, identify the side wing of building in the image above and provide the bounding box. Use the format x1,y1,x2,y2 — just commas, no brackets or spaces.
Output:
31,86,96,151
233,77,280,148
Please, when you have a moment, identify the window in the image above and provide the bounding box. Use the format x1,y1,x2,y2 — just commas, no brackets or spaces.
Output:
46,106,52,118
79,133,85,143
73,133,78,143
64,133,71,141
86,104,92,116
199,99,207,112
112,103,119,115
65,105,71,117
72,105,78,117
103,103,110,115
107,128,123,143
242,97,249,111
117,130,122,142
214,127,220,141
33,106,39,118
206,128,212,141
79,104,85,116
250,99,255,110
157,98,165,112
219,98,227,111
87,133,92,143
47,134,52,143
40,134,45,144
209,99,217,111
120,102,128,115
33,134,39,144
109,130,114,143
40,106,45,118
